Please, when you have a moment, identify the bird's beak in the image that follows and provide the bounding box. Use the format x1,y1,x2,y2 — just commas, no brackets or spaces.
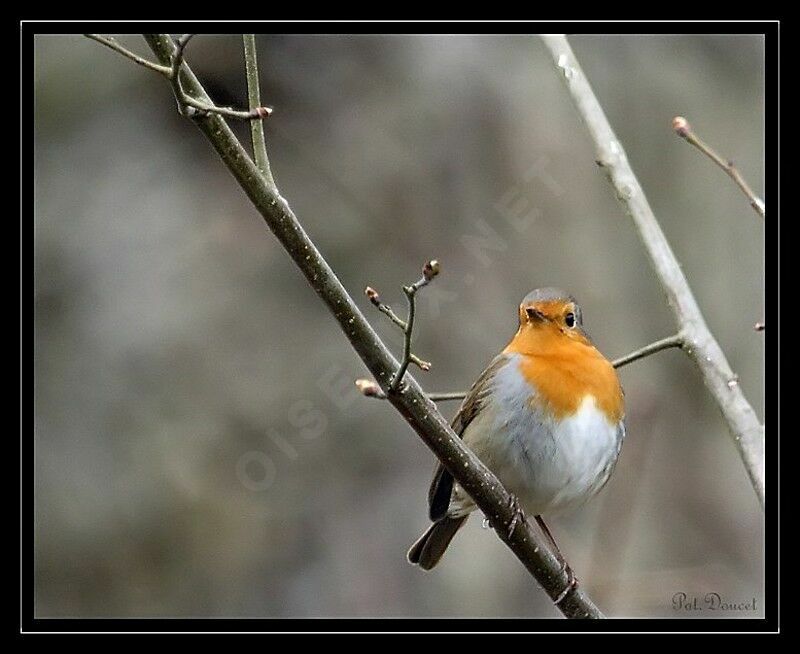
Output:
525,306,546,323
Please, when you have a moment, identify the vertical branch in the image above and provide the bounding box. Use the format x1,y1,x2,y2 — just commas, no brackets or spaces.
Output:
388,261,438,392
243,34,276,188
540,35,764,509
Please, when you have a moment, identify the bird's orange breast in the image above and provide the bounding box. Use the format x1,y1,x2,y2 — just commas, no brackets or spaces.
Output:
503,324,624,423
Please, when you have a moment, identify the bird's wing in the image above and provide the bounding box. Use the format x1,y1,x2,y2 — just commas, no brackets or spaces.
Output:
427,353,510,521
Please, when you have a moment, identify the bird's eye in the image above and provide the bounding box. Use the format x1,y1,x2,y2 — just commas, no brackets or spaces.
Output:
565,313,576,328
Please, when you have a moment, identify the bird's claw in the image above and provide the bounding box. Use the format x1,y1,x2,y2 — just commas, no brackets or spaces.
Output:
553,564,579,605
506,494,526,539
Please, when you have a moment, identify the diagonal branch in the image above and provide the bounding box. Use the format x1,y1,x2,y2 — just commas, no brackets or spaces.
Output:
85,33,273,123
135,33,603,619
84,34,172,77
366,286,408,330
540,35,764,509
672,116,765,219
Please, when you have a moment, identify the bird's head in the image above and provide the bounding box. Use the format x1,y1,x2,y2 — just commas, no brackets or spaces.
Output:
519,287,582,330
508,287,592,352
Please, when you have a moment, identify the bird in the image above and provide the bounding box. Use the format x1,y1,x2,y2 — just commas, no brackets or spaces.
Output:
407,287,625,585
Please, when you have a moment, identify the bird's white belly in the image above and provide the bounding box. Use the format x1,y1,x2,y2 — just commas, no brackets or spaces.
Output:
456,355,624,516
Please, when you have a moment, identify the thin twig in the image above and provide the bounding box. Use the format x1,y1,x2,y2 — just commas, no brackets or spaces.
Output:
84,34,173,77
182,95,272,121
243,34,276,188
391,283,419,389
86,34,272,122
672,116,765,219
357,333,686,404
365,287,407,330
610,333,684,368
355,378,386,399
409,353,432,371
170,33,196,82
364,263,439,392
542,35,764,509
133,33,603,618
389,263,439,392
379,304,408,330
354,381,462,402
167,34,272,122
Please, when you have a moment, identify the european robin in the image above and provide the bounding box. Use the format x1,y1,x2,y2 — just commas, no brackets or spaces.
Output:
407,288,625,581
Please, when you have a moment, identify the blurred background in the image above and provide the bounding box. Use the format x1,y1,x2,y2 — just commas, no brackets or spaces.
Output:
33,33,765,618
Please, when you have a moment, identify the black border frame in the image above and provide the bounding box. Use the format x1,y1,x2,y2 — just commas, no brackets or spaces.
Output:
21,19,779,634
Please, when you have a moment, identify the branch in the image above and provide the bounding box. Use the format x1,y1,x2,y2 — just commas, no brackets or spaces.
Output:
170,33,195,81
85,34,273,123
365,286,407,330
167,34,273,122
366,261,439,391
243,35,276,188
672,116,765,219
541,35,765,509
134,33,603,619
610,333,684,368
355,380,466,402
84,34,172,77
357,333,686,404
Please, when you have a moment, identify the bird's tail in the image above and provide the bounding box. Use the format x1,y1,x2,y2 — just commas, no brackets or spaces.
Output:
407,515,468,570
